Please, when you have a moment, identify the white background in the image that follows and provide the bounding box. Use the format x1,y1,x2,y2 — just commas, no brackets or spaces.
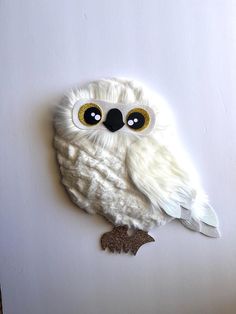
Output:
1,1,236,314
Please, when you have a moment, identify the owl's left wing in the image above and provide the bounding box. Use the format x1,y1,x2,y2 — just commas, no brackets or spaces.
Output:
126,137,220,237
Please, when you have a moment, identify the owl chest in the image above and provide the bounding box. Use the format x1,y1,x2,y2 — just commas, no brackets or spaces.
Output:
72,147,130,200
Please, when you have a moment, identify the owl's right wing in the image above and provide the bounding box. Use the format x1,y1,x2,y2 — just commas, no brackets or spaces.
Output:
126,137,220,237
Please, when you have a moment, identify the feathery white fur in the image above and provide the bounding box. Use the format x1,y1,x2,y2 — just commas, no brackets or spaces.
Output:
54,78,220,237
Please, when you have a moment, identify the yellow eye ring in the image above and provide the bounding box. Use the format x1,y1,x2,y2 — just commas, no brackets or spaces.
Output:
78,103,103,126
126,108,150,131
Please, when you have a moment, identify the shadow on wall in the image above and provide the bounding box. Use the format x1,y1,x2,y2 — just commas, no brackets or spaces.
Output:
0,285,2,314
216,301,236,314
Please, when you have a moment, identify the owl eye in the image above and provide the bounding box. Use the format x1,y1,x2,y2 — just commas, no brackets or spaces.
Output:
78,103,102,126
126,108,150,131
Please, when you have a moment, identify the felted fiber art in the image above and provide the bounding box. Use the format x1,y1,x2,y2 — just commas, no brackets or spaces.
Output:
54,78,220,255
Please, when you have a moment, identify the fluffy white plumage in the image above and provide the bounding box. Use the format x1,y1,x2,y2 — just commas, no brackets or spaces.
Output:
54,78,220,237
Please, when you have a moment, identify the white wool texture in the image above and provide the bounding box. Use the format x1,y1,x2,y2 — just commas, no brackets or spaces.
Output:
54,78,220,237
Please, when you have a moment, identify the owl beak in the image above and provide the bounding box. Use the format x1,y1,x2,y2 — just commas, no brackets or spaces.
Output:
103,108,125,132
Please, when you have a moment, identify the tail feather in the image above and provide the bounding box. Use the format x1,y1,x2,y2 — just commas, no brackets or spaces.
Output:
181,218,221,238
180,218,221,238
180,197,221,238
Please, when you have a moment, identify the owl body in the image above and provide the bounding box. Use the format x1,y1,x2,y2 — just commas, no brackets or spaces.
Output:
54,78,220,239
54,134,168,231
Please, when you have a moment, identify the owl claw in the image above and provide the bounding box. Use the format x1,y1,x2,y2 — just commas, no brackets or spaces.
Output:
101,226,128,253
101,226,155,255
128,230,155,255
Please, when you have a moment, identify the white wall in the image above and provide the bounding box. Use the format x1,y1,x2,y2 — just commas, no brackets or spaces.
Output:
1,1,236,313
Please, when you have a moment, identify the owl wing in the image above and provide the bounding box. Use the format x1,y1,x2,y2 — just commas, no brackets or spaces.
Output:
126,137,220,237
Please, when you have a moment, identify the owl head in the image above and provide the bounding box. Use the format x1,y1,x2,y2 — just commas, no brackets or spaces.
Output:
54,78,174,148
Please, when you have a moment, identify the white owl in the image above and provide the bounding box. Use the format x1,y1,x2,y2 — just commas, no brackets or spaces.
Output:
54,78,220,255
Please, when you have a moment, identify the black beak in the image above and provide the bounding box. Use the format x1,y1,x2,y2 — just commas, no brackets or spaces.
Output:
103,108,125,132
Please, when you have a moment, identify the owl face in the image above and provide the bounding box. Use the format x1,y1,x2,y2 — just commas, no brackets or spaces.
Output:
72,99,156,136
55,79,173,149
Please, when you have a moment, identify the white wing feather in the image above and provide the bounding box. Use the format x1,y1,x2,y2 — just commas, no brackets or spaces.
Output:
126,137,220,237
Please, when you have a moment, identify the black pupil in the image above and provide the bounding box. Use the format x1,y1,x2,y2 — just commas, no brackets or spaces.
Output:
127,112,145,129
84,107,101,125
